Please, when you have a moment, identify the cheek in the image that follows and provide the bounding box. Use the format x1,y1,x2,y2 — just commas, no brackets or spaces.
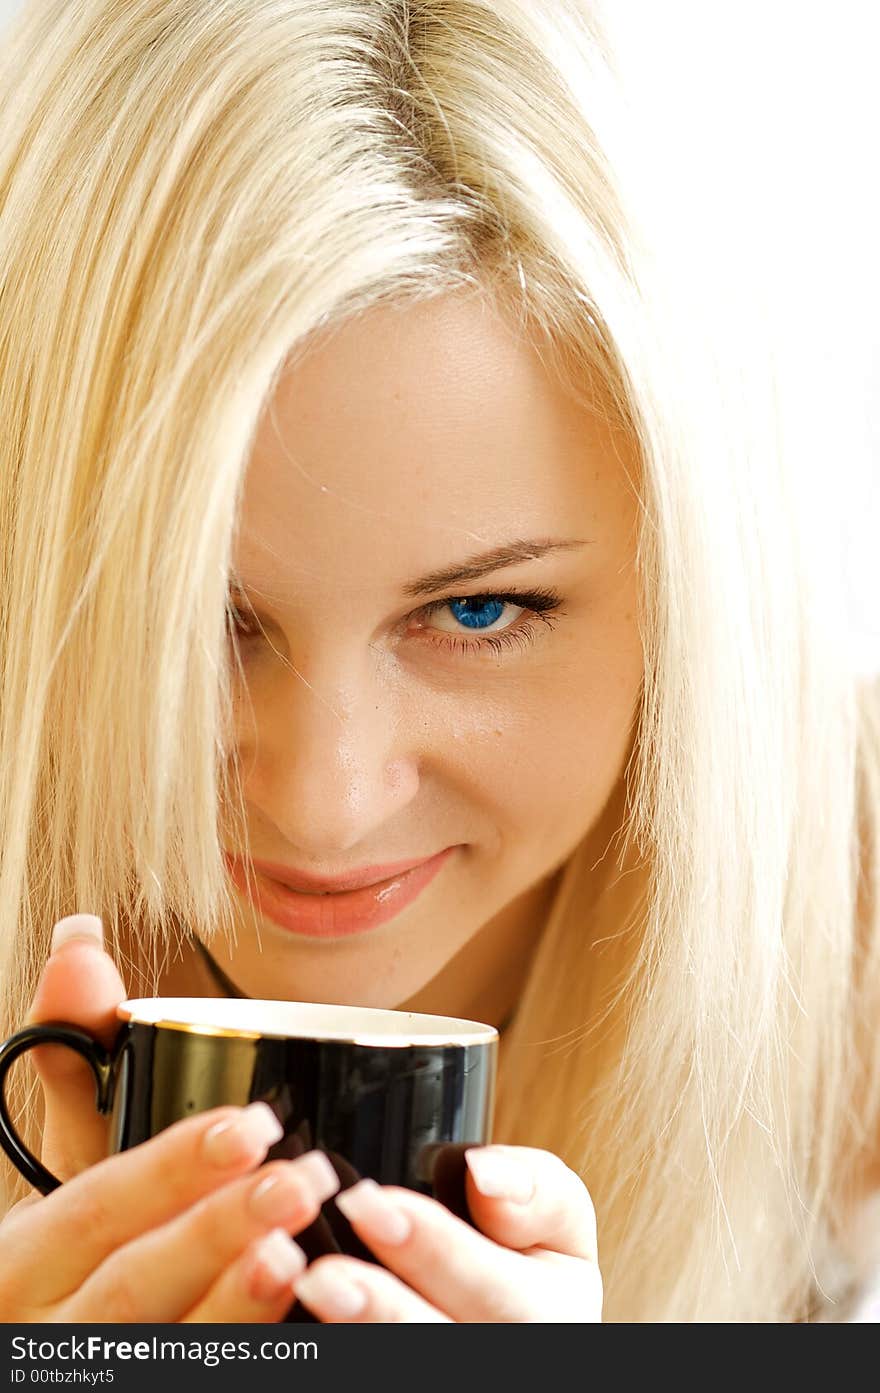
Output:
449,633,644,849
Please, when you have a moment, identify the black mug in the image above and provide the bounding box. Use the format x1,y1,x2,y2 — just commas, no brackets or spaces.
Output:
0,997,498,1322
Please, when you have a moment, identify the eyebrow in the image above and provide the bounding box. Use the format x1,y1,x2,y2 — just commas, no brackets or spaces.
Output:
400,537,593,600
228,536,593,609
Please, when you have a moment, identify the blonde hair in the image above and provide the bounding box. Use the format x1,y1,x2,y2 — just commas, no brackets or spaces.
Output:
1,0,878,1321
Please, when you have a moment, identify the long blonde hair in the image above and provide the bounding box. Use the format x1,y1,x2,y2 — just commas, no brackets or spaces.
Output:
1,0,878,1321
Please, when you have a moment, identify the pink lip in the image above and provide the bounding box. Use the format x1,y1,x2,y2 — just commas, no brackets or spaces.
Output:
241,853,444,895
224,848,456,939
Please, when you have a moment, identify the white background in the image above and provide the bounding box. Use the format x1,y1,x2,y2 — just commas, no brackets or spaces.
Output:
1,0,877,673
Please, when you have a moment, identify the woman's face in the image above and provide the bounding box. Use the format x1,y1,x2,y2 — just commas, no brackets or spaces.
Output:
217,288,643,1008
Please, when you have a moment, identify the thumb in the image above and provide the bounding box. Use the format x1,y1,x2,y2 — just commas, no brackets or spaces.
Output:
25,914,127,1182
463,1145,599,1264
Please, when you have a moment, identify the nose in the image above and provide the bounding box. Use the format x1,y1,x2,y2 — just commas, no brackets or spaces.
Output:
233,649,420,862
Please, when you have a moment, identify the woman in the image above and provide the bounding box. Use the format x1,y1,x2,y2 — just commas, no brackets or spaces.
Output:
1,0,878,1322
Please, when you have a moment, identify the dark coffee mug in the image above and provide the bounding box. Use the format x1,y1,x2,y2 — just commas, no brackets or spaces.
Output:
0,997,497,1322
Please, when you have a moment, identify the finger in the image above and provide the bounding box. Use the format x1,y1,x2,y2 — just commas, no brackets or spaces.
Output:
463,1146,598,1262
293,1255,451,1324
2,1102,287,1299
3,1192,41,1214
182,1229,306,1323
60,1151,339,1322
330,1179,563,1321
26,915,126,1180
266,1137,354,1261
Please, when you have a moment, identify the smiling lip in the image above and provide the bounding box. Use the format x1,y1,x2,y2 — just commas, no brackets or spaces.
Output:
242,854,445,895
223,848,456,939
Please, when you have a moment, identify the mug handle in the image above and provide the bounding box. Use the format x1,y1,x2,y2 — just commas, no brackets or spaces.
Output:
0,1023,114,1195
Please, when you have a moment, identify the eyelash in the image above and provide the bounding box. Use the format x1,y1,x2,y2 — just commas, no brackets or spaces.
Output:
226,586,566,660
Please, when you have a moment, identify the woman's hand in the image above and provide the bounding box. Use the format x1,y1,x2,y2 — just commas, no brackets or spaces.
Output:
292,1147,602,1322
1,1104,341,1321
0,915,341,1322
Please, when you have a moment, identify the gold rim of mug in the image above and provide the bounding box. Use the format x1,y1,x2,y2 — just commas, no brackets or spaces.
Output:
116,1007,497,1048
127,1018,262,1040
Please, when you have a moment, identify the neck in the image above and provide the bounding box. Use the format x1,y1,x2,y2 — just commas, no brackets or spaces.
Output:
192,938,248,997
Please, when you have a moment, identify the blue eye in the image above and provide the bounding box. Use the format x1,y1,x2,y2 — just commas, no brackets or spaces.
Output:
226,586,566,660
446,596,507,630
417,587,565,658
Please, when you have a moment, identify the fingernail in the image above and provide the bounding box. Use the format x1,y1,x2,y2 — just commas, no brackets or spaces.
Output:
249,1152,339,1221
203,1102,283,1167
250,1229,306,1302
50,914,104,954
334,1178,411,1245
294,1263,367,1319
465,1147,535,1204
295,1150,341,1203
249,1170,310,1223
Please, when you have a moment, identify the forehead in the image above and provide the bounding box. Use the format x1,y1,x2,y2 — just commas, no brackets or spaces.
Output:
234,289,634,597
